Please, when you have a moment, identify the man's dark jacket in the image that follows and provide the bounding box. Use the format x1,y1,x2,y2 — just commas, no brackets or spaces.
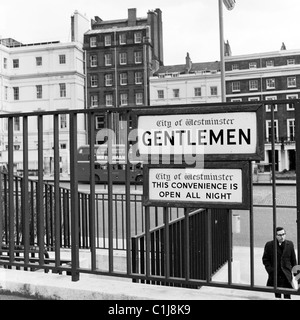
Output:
262,240,297,286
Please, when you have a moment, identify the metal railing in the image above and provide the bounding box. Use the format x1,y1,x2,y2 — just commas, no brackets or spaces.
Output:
132,208,230,287
0,101,299,296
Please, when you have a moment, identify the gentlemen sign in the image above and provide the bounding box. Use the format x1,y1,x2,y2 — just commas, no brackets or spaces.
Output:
136,105,264,161
143,162,250,209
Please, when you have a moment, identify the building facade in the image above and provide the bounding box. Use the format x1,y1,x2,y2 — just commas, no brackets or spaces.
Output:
83,8,164,143
0,38,87,174
225,46,300,171
150,53,221,105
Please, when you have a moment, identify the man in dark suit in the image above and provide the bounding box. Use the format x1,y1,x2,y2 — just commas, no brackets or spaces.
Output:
262,227,297,299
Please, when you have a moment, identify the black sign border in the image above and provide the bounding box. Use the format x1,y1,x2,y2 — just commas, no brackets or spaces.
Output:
143,161,250,210
133,104,265,161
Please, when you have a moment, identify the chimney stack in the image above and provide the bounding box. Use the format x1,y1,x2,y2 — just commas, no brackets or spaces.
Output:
128,8,137,26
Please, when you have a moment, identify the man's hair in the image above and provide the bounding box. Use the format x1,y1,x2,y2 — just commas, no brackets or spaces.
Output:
276,227,285,233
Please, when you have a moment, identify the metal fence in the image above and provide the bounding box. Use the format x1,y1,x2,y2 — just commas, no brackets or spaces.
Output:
132,208,230,287
0,101,299,296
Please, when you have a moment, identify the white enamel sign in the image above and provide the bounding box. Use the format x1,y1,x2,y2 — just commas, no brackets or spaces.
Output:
137,112,258,159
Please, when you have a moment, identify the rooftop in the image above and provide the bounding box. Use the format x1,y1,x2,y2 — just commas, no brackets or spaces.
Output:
85,25,147,35
0,38,60,48
154,61,220,76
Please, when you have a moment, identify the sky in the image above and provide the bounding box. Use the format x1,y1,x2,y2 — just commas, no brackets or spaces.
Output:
1,0,300,65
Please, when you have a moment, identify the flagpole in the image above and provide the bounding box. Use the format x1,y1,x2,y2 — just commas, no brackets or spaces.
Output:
219,0,226,103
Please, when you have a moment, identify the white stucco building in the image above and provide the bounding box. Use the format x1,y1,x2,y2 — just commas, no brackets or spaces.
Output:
150,53,222,105
0,11,90,174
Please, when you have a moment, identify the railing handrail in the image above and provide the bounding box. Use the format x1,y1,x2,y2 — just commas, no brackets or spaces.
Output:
0,98,298,119
131,208,206,241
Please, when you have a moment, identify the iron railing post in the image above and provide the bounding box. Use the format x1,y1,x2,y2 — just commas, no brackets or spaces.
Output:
249,161,255,287
0,168,2,250
22,116,30,268
107,111,114,273
37,115,45,265
295,100,300,265
89,111,96,271
53,114,61,269
69,112,80,281
125,110,132,275
8,117,14,264
271,102,278,291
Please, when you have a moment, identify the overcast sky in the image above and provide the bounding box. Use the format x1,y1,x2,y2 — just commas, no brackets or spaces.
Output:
1,0,300,65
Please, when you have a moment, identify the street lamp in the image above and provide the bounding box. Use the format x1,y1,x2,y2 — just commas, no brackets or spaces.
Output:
219,0,236,102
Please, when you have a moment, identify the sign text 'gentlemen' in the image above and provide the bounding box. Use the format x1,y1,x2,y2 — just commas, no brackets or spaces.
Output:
138,112,258,157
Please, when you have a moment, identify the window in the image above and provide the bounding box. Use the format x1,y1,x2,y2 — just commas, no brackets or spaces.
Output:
287,76,296,88
90,75,98,88
59,55,66,64
266,78,275,89
119,53,127,65
134,51,142,64
5,87,8,100
96,116,105,130
134,32,142,43
3,58,7,69
135,72,143,84
135,93,143,105
232,64,239,71
90,55,98,67
266,120,279,142
105,74,113,87
14,117,21,131
173,89,180,98
90,95,98,107
60,114,67,129
120,93,128,106
105,54,112,66
249,80,258,91
287,94,298,110
287,59,295,65
36,57,42,66
90,37,97,47
232,82,241,92
13,87,19,100
119,34,126,45
231,98,242,102
104,35,112,46
210,86,218,96
60,143,67,149
120,73,128,85
13,59,19,68
249,62,257,69
194,88,202,97
248,97,260,102
265,96,278,112
266,60,274,67
59,83,66,97
287,119,295,142
36,85,42,99
157,90,164,99
105,94,113,107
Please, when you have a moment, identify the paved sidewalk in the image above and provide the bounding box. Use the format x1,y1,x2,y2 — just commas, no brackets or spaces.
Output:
0,246,299,300
200,246,300,300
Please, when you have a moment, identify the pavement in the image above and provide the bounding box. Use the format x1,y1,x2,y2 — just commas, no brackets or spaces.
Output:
0,246,300,300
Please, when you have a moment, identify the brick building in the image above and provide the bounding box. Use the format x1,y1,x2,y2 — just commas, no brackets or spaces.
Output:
83,8,164,143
